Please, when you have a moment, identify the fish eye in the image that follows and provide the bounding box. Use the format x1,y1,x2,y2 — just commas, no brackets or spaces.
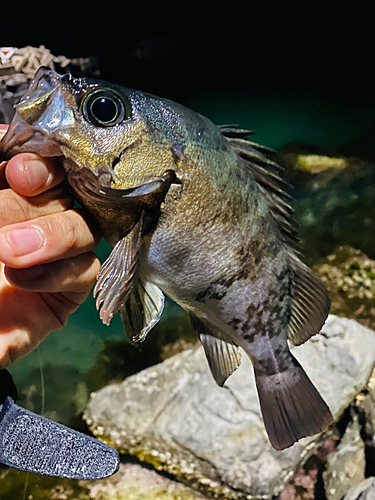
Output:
81,88,130,127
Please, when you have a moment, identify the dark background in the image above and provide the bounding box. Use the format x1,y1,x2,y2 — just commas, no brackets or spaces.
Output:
1,26,373,105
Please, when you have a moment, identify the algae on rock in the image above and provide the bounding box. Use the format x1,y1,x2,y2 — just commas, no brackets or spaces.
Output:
313,246,375,331
282,153,375,264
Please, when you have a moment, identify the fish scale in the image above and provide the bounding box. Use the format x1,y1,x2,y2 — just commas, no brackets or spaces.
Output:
0,66,332,450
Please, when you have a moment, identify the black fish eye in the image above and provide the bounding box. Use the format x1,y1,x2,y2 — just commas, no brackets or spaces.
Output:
81,88,130,127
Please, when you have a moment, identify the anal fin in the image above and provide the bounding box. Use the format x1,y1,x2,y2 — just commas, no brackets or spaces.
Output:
120,275,165,345
93,216,143,326
191,316,241,386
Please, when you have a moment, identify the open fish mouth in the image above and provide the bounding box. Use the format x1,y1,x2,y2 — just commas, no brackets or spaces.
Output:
0,115,63,161
0,67,67,161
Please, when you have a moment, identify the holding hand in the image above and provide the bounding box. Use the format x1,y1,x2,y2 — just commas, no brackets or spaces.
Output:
0,126,101,367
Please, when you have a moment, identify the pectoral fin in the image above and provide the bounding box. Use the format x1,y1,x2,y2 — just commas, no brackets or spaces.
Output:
119,275,165,345
94,215,143,326
191,316,241,386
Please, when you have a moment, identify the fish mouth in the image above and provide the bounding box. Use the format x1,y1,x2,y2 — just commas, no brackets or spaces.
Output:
0,67,67,162
0,113,63,161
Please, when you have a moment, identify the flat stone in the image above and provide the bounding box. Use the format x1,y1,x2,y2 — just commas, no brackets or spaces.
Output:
84,316,375,499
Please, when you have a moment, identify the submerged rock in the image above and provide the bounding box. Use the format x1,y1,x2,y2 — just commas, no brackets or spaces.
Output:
283,153,349,175
282,153,375,264
84,316,375,499
313,246,375,331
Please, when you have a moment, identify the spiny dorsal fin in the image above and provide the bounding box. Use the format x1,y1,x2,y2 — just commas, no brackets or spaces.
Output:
191,315,241,386
287,253,331,346
220,125,300,253
120,275,165,345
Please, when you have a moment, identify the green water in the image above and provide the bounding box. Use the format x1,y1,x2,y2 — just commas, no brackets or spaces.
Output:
185,89,375,151
7,88,375,426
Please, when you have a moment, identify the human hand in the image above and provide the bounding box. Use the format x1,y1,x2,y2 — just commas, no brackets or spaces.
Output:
0,126,101,368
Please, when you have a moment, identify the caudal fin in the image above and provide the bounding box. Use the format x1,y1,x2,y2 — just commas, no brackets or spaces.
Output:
255,355,332,450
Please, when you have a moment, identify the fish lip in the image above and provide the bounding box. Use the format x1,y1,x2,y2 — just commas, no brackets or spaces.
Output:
19,66,62,106
0,67,67,162
0,112,62,162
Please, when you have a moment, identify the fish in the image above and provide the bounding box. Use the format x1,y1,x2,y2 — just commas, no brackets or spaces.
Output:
0,66,333,450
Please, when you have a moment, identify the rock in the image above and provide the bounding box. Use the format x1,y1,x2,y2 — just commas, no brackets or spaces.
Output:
0,460,205,500
84,316,375,499
279,437,338,500
343,477,375,500
323,412,365,500
80,462,208,500
283,153,349,175
313,246,375,331
281,153,375,264
356,369,375,439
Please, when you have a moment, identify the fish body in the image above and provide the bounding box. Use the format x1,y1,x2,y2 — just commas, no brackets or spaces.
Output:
0,67,332,450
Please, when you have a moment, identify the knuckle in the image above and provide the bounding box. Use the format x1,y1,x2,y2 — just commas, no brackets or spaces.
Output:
32,184,74,213
0,190,29,227
45,210,96,255
49,212,78,250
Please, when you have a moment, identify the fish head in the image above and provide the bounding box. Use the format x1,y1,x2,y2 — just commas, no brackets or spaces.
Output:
0,67,182,242
0,66,148,177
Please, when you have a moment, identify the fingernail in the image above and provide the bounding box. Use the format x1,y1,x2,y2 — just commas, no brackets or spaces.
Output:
25,160,50,192
5,227,44,256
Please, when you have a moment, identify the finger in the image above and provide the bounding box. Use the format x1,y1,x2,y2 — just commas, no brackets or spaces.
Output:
4,252,101,305
0,183,74,229
5,153,65,197
0,208,101,268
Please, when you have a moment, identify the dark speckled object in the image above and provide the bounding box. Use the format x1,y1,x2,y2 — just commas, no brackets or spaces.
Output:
0,396,119,479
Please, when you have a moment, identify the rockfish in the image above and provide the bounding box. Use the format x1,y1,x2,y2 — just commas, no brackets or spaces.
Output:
0,67,332,450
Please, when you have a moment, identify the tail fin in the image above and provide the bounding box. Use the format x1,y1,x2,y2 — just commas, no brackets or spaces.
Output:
255,355,332,450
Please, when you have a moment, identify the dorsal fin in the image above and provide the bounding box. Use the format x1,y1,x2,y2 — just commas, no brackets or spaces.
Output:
220,125,300,253
220,126,331,346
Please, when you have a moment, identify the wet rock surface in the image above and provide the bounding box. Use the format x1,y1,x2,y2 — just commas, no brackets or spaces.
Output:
84,316,375,499
81,462,208,500
313,246,375,331
0,460,206,500
282,153,375,265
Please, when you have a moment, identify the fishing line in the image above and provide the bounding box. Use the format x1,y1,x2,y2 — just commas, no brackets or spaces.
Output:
37,347,45,415
22,471,29,500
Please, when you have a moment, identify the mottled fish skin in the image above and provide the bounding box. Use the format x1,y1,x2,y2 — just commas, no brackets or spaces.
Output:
0,67,332,450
